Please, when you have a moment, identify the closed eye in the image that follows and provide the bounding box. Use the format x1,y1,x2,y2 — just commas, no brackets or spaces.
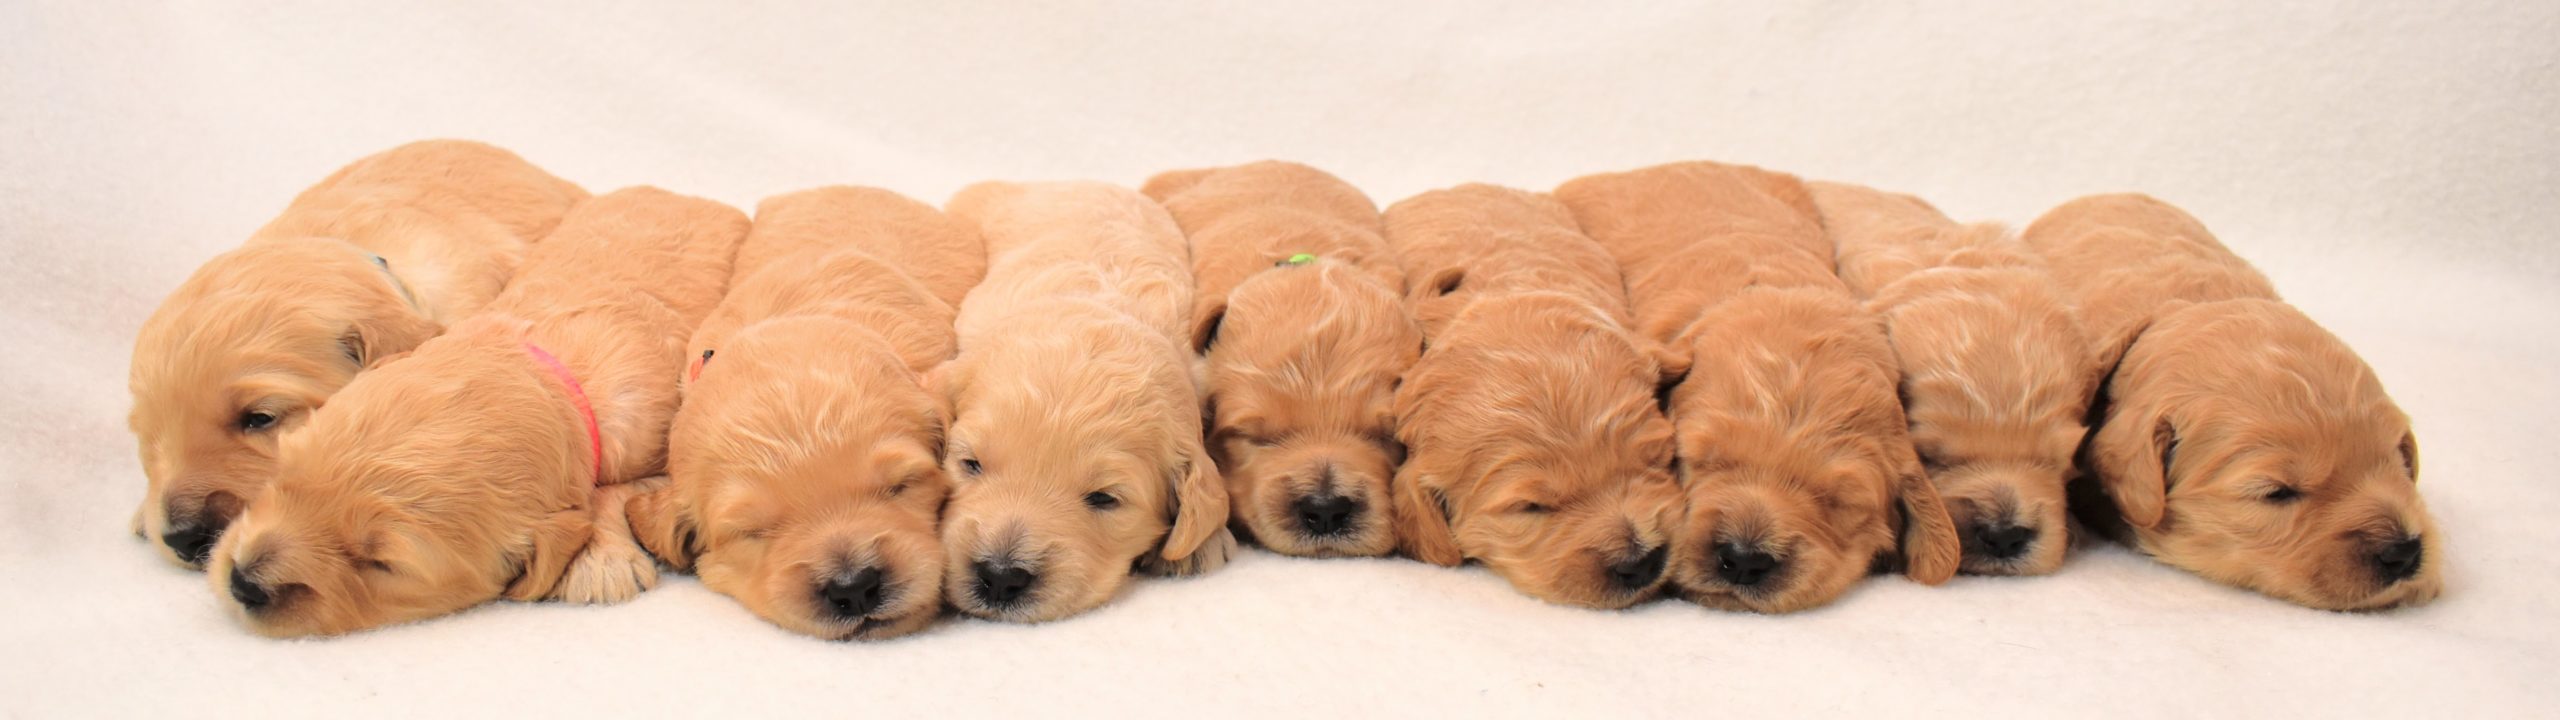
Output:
1509,501,1554,515
2262,485,2303,503
1083,491,1120,511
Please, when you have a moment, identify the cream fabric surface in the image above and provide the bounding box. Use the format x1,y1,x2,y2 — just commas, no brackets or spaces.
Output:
4,2,2554,717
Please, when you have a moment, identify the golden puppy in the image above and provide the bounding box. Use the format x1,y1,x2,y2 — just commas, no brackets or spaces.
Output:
204,188,747,636
2022,194,2440,610
1813,181,2094,576
1554,164,1959,613
1555,161,1841,345
935,181,1231,623
128,140,587,568
625,187,979,641
1142,162,1419,558
1383,185,1685,609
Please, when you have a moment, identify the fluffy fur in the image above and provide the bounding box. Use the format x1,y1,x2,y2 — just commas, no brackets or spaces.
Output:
204,187,746,636
1384,185,1685,609
625,187,982,640
934,181,1232,623
1813,181,2094,576
1143,161,1419,558
2022,193,2441,610
1554,163,1960,613
127,140,587,569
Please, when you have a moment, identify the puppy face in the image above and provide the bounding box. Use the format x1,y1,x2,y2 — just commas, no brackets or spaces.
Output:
204,342,580,636
2092,300,2440,610
1872,268,2094,575
935,308,1223,622
1666,289,1960,613
1392,293,1685,608
1199,261,1420,557
130,238,439,568
643,319,949,640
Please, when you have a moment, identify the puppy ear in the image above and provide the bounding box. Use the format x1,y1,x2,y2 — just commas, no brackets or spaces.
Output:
2090,408,2174,529
624,479,699,571
1391,459,1465,566
502,507,594,602
1189,299,1228,355
1157,450,1231,562
1644,338,1691,413
1892,469,1962,585
922,358,968,425
2399,431,2420,484
345,311,441,370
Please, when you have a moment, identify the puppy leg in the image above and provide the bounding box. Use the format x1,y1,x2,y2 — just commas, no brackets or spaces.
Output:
624,476,696,571
1140,527,1238,577
551,479,663,604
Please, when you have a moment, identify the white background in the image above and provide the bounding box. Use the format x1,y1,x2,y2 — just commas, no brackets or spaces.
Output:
4,2,2554,717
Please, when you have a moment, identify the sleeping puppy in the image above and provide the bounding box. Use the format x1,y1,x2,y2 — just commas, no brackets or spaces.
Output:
2022,193,2440,610
204,188,746,636
935,181,1232,623
1142,161,1419,558
1553,163,1960,613
625,187,981,640
128,140,587,568
1384,185,1685,609
1812,181,2094,576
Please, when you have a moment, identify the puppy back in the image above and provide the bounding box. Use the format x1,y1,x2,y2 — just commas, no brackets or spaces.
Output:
743,186,987,309
495,187,750,330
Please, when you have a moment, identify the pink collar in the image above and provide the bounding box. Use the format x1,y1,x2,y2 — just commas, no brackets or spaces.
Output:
522,342,603,483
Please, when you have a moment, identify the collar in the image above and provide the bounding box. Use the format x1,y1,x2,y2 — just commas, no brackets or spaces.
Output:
522,342,603,484
361,250,422,312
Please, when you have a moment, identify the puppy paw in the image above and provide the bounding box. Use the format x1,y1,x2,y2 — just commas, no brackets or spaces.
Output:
1142,527,1237,578
550,530,659,605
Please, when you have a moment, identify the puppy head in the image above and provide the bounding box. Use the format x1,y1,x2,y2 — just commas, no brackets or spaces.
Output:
2092,299,2440,610
650,318,949,640
933,309,1225,622
204,343,576,636
1198,259,1421,557
1667,290,1960,613
130,238,440,568
1874,269,2093,575
1391,293,1686,608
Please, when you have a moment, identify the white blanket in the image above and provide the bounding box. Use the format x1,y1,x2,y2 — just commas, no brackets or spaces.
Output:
4,2,2554,716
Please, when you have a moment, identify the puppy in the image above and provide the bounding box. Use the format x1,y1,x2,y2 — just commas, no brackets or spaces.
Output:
1812,181,2094,576
128,140,587,568
205,188,746,636
1142,162,1419,558
625,187,980,641
935,181,1231,623
1554,163,1960,613
2022,194,2441,610
1383,185,1685,609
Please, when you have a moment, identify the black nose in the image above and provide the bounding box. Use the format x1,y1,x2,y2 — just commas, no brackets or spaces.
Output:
1715,544,1782,588
1974,524,2037,561
971,561,1037,606
818,567,885,620
228,567,270,611
1293,493,1360,537
164,524,219,565
2373,537,2424,583
1607,545,1668,590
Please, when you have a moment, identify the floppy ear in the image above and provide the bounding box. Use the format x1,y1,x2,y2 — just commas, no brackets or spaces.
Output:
2090,408,2173,529
1644,337,1691,413
1189,298,1228,355
921,358,969,426
1391,457,1464,566
345,310,441,370
2399,431,2420,484
1893,468,1962,585
625,480,699,571
1157,449,1231,563
502,507,594,602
